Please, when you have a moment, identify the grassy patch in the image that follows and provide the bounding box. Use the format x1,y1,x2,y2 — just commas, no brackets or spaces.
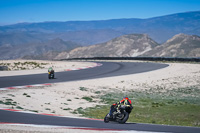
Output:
82,96,93,102
80,87,88,91
51,110,56,113
23,93,31,98
16,106,24,109
7,94,15,97
94,91,101,94
5,99,13,101
29,110,39,113
63,108,71,111
78,86,200,127
72,107,84,114
1,61,47,71
0,99,17,106
45,108,51,110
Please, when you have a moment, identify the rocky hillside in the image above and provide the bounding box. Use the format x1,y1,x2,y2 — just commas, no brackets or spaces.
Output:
54,33,200,59
55,34,159,59
142,34,200,57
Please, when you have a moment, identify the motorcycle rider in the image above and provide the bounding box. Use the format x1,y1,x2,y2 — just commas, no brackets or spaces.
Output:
108,96,133,118
48,67,54,73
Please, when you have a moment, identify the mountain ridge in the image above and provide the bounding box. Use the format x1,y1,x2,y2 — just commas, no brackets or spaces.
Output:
1,11,200,44
0,11,200,59
142,33,200,58
52,33,200,60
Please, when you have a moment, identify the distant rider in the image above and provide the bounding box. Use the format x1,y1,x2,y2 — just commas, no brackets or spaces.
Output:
48,67,54,74
108,96,133,118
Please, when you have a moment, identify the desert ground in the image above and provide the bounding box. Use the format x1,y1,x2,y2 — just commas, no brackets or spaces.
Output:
0,60,200,133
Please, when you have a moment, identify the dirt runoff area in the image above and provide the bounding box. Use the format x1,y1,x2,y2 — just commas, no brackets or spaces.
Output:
0,60,200,133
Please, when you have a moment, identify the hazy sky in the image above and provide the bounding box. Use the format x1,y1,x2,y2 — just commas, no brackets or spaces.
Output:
0,0,200,25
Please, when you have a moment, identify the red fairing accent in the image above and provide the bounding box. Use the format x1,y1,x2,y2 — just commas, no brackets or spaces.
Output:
120,99,125,103
128,99,132,104
120,99,132,104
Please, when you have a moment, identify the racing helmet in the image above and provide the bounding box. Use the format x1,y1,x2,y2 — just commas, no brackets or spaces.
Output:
123,96,129,100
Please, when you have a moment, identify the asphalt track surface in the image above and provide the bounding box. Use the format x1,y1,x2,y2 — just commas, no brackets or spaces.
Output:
0,62,200,132
0,109,200,133
0,61,168,88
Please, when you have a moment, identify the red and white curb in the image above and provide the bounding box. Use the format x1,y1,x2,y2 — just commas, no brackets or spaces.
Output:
0,122,124,132
0,109,165,133
0,63,102,91
0,108,115,131
0,83,52,91
0,108,103,120
0,123,164,133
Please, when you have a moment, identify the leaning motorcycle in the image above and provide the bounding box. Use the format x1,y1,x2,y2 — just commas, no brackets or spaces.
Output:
104,105,133,124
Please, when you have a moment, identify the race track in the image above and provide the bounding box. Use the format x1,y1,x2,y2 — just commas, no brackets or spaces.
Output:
0,109,200,133
0,61,167,88
1,61,200,132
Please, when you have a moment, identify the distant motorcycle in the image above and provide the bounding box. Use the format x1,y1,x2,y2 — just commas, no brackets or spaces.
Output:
48,70,54,79
104,105,132,124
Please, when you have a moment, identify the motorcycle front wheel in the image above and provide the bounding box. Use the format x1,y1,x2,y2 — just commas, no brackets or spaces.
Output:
118,112,129,124
104,113,110,123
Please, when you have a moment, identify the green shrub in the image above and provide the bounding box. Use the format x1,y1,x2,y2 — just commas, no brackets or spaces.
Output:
82,97,93,102
63,108,71,110
80,87,88,91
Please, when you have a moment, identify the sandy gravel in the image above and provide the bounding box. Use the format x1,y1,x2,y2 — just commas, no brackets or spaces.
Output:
0,60,200,133
0,124,116,133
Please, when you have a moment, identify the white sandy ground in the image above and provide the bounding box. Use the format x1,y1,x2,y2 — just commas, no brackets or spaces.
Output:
0,125,162,133
0,60,200,133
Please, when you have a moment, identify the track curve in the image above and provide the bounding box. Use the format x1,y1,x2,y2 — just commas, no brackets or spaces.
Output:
0,61,168,88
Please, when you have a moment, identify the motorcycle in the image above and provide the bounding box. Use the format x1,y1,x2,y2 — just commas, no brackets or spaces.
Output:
48,70,54,79
104,105,132,124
